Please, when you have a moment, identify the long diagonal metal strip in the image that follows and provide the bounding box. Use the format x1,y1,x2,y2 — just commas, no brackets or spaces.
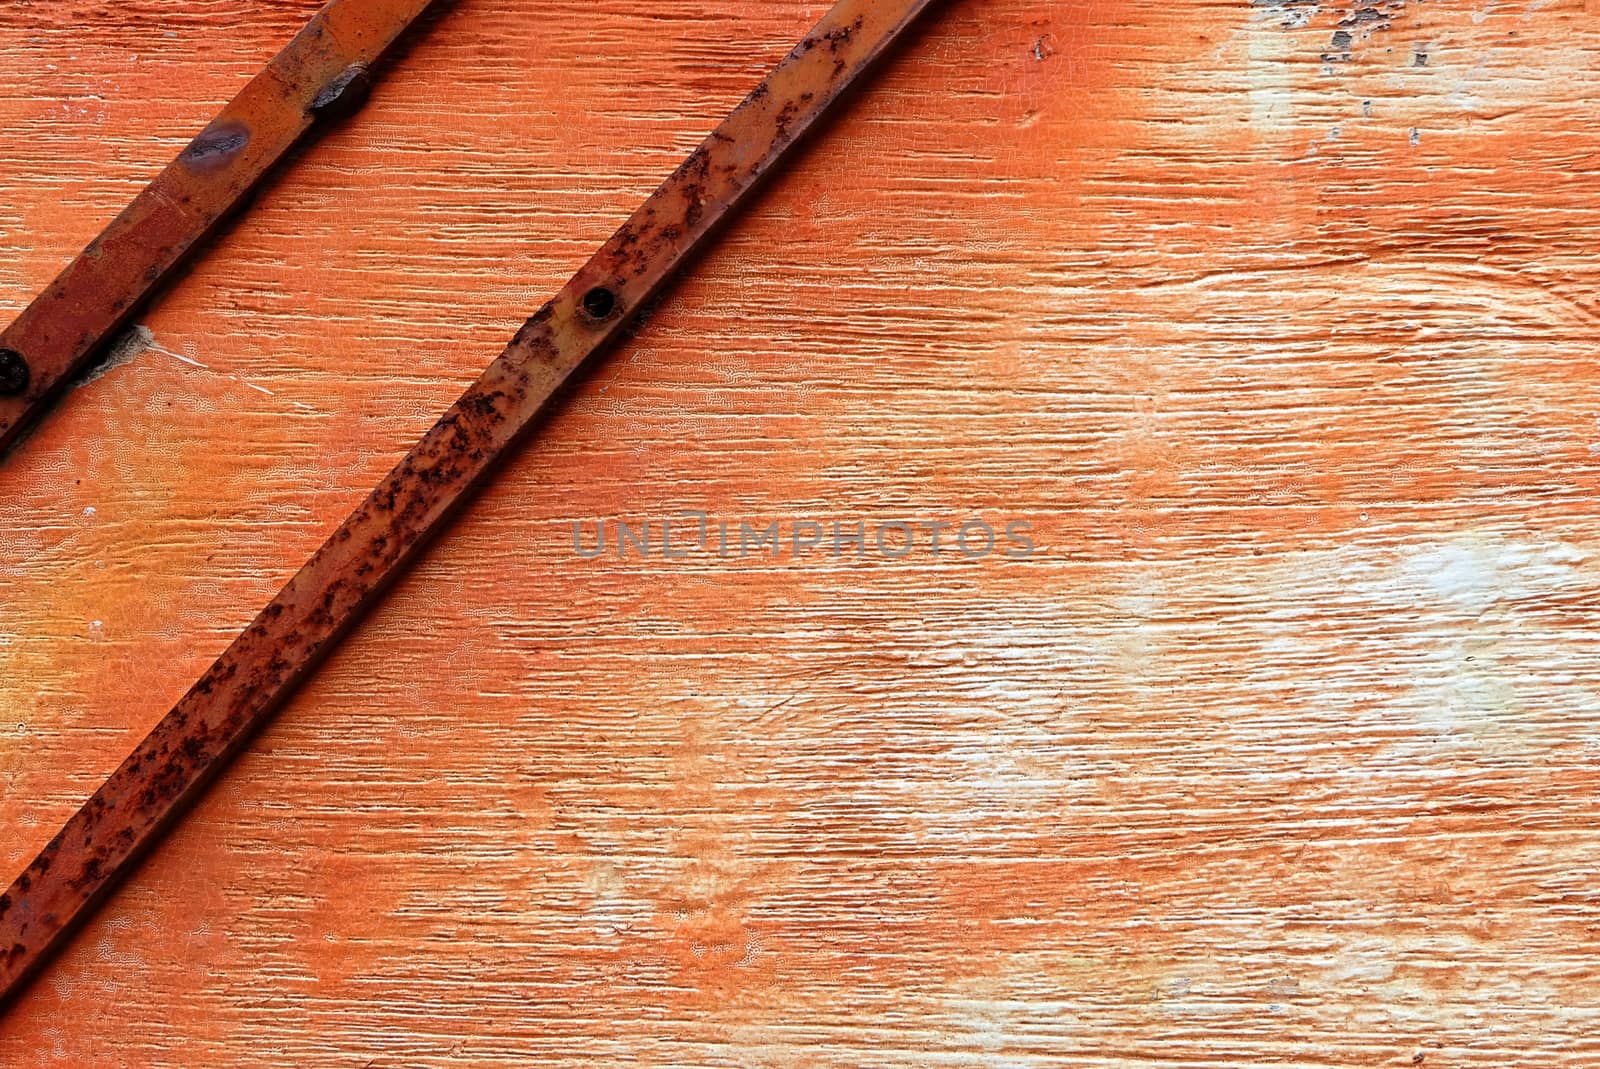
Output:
0,0,441,460
0,0,941,1010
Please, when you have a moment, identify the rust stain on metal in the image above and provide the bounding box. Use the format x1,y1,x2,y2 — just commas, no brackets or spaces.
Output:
0,0,941,1011
0,0,441,461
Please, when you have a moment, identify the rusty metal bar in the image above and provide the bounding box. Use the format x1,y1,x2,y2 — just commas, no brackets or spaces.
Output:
0,0,941,1010
0,0,442,460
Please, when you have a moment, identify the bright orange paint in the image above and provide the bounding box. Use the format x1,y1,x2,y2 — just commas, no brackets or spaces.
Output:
2,0,1599,1064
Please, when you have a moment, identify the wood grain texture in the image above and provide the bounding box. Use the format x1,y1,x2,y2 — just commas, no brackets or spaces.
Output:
0,0,941,1006
2,0,1599,1065
0,0,439,456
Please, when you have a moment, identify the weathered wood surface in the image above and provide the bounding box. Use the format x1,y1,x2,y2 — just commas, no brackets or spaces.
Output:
2,0,1599,1064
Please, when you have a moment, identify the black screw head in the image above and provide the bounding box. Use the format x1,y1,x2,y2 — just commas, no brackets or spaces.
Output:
580,286,619,322
309,64,372,121
0,348,28,397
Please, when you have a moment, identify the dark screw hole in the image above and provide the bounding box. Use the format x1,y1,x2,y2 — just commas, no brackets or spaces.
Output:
581,286,619,322
0,348,28,397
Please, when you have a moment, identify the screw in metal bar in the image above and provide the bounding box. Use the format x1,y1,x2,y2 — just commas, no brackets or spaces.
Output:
0,349,30,397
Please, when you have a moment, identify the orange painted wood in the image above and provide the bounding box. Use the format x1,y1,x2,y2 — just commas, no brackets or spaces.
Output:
0,0,939,1010
3,0,1600,1064
0,0,439,457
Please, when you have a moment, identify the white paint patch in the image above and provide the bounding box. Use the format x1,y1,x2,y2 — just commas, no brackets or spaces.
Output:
1244,11,1301,137
1372,535,1588,615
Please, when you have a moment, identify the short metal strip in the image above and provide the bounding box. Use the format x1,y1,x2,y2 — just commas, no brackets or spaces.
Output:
0,0,441,459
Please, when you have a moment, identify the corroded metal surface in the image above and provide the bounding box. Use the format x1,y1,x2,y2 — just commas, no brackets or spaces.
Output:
0,0,940,1010
0,0,439,459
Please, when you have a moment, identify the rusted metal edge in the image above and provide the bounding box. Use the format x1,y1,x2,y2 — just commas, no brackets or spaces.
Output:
0,0,443,461
0,0,941,1011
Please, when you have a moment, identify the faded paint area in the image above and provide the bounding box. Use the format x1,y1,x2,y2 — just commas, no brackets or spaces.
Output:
2,0,1599,1065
